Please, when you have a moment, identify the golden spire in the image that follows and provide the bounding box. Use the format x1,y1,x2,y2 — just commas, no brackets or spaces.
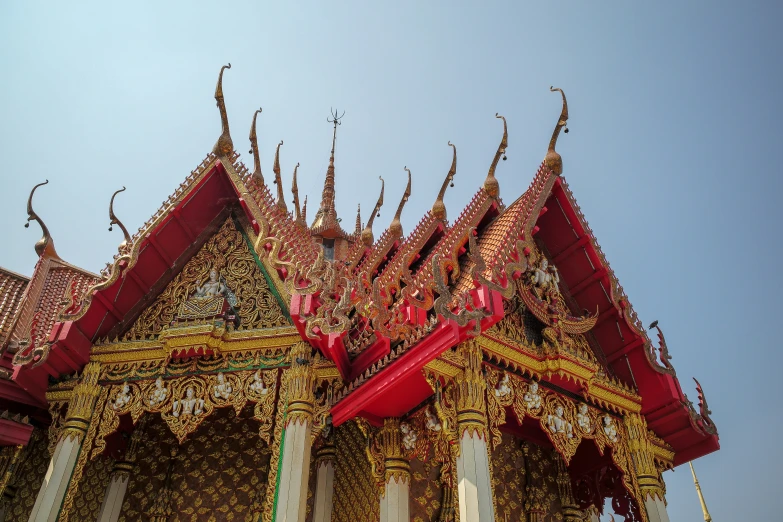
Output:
212,63,233,157
355,204,362,235
312,109,344,228
248,108,263,183
302,195,307,224
545,86,569,176
108,187,132,251
484,114,507,198
24,180,57,258
291,162,304,225
361,176,384,246
432,141,456,221
273,140,287,213
389,167,412,238
689,462,713,522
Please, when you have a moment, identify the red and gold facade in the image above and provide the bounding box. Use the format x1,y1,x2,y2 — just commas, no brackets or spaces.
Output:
0,69,718,522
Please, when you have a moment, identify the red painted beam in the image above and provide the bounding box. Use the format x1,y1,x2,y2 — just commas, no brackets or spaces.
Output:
0,418,34,446
606,338,643,364
147,235,174,267
569,267,609,297
552,236,589,266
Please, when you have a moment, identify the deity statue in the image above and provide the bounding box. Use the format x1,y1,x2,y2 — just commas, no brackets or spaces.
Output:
576,403,592,432
213,373,233,400
494,373,512,399
524,381,542,411
194,269,228,298
532,258,559,288
400,422,418,451
547,405,574,438
149,377,168,406
249,370,268,395
603,415,619,443
113,382,132,410
173,386,205,417
425,407,442,432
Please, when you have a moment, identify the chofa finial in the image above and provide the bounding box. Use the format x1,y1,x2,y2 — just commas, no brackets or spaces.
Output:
109,187,132,251
24,180,57,258
389,167,412,238
292,162,304,225
432,141,457,221
212,63,233,157
273,140,287,212
484,114,507,198
545,86,569,176
361,176,385,246
249,108,263,183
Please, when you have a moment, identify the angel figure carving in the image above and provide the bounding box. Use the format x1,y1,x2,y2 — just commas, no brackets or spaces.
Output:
547,405,574,438
173,386,204,417
113,382,132,411
194,269,227,298
213,373,233,400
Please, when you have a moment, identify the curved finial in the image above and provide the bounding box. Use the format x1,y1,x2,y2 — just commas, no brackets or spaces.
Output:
108,187,132,250
273,140,287,212
212,63,233,156
24,180,57,258
389,167,412,238
248,108,263,183
432,141,457,221
292,162,303,224
545,86,569,176
484,114,507,197
361,176,385,246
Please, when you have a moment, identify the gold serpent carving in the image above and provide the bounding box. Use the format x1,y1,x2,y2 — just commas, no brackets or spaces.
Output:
123,217,287,341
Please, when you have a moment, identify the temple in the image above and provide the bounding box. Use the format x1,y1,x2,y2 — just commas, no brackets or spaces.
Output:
0,67,719,522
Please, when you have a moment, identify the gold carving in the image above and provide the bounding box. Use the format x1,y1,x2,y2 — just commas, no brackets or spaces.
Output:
331,420,381,522
285,342,316,426
455,340,488,437
61,362,102,442
624,413,666,502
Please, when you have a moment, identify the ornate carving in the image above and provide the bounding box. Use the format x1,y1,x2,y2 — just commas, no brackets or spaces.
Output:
454,340,488,437
331,420,380,522
62,362,102,442
286,342,316,426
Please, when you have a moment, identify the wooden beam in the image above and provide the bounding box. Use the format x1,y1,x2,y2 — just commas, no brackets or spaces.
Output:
552,236,589,266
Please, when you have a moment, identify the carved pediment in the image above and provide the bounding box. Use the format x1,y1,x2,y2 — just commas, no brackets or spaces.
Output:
122,217,289,341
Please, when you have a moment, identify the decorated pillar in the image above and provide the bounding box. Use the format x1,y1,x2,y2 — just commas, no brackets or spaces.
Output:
311,436,336,522
274,343,316,522
553,451,583,522
454,340,495,522
624,413,669,522
28,362,102,522
522,442,547,522
377,418,410,522
96,417,146,522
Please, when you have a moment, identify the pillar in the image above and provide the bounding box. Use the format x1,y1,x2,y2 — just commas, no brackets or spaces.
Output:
311,440,336,522
28,362,101,522
624,414,670,522
377,418,410,522
96,416,146,522
553,451,583,522
454,340,495,522
274,343,316,522
0,444,24,522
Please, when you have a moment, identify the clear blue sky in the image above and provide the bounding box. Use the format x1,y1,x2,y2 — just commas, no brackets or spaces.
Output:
1,1,779,519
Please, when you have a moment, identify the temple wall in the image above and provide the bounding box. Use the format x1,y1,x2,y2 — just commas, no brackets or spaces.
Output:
491,432,527,520
118,407,271,521
409,454,448,522
69,454,113,521
4,429,49,522
330,420,379,522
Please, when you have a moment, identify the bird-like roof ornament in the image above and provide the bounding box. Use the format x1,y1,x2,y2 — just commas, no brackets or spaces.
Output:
248,108,263,183
273,140,287,213
432,142,456,221
484,114,507,198
24,180,57,258
545,86,569,176
108,187,132,252
361,177,385,246
212,63,233,157
389,167,412,239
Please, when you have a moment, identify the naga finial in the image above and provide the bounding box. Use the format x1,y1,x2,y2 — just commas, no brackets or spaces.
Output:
484,114,507,198
248,108,263,183
213,63,233,157
432,141,456,221
389,167,412,238
108,187,132,251
355,204,362,235
693,378,716,433
545,86,569,176
361,176,384,246
292,162,303,225
24,180,57,258
273,140,287,212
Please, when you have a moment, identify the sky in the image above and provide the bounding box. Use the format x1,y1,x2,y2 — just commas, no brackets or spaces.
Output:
1,1,780,519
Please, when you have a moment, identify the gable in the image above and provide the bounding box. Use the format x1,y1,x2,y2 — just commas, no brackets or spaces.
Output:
122,216,289,341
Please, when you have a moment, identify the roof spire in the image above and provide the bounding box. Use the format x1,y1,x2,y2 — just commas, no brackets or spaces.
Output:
689,462,713,522
248,108,263,183
361,176,384,246
389,167,412,238
355,204,362,235
302,196,308,224
108,187,132,251
545,86,569,176
273,140,287,213
212,63,233,157
292,162,304,225
312,109,344,228
432,141,457,221
24,180,57,258
484,114,507,198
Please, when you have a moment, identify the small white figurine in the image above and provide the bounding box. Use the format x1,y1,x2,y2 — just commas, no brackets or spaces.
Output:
194,269,227,298
213,373,233,400
173,386,204,417
576,404,592,432
249,370,268,395
425,407,442,432
524,382,542,410
400,422,418,451
149,377,168,406
532,258,560,289
547,405,574,439
494,373,512,399
113,382,132,410
603,415,619,443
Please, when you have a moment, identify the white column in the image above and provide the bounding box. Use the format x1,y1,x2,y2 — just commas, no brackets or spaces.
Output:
96,461,132,522
377,418,410,522
380,476,410,522
27,435,82,522
643,497,670,522
274,419,313,522
311,446,335,522
456,431,494,522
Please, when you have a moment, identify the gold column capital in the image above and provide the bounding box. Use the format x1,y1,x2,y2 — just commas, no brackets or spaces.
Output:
624,413,665,502
378,417,409,484
62,362,102,442
286,342,316,425
455,340,488,437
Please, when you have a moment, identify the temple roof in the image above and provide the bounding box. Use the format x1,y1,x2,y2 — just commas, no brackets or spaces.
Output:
0,268,29,349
